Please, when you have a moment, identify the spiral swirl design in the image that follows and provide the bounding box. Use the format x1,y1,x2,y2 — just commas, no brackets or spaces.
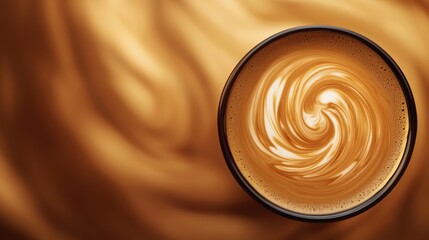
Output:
246,51,394,199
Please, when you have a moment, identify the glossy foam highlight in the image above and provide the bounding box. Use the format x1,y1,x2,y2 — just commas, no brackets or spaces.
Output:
225,30,409,215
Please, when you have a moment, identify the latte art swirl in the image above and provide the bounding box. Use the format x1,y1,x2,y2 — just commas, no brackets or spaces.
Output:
248,52,392,196
227,31,410,215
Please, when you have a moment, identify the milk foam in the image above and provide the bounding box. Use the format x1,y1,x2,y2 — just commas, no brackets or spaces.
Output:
225,30,409,215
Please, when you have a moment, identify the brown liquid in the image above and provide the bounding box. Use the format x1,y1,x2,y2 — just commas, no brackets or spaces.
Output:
225,30,409,215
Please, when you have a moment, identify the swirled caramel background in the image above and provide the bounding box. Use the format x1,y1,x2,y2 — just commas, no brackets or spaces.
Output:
0,0,428,239
226,30,410,215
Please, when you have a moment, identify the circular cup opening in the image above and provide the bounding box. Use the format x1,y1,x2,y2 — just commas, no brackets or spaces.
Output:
218,25,417,222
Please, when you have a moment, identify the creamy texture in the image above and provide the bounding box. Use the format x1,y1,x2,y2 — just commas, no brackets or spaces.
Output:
0,0,429,239
226,31,409,214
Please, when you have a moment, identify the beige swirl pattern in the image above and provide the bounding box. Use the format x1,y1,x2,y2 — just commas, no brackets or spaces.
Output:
247,51,393,199
0,0,428,239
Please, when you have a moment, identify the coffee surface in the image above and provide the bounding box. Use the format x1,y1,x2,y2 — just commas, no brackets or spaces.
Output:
225,30,409,215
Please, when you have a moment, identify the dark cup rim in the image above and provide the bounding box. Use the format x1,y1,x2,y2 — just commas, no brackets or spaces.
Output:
217,25,417,222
